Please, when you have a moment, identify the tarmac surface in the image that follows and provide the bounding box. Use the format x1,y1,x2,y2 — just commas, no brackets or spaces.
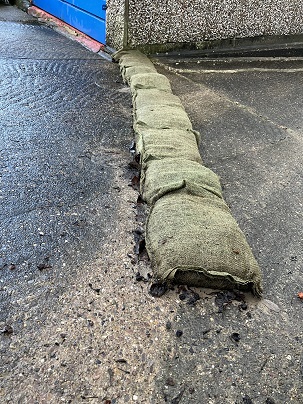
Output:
1,5,303,404
152,53,303,403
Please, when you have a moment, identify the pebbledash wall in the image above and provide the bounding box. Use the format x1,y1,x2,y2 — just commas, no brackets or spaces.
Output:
106,0,303,51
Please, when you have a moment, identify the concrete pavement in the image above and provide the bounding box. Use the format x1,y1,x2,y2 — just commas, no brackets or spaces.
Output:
1,4,303,403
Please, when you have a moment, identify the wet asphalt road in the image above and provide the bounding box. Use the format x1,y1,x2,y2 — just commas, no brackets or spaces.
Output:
0,8,132,295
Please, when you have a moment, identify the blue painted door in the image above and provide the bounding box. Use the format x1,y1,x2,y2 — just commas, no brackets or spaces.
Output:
32,0,106,44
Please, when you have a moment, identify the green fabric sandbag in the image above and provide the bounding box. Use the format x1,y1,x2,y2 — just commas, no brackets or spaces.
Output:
141,159,222,205
113,50,153,67
130,73,172,93
133,88,183,109
136,128,202,167
135,105,193,131
113,50,156,83
123,66,157,84
146,192,262,296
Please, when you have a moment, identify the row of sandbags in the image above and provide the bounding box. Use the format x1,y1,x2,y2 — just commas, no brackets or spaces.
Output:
113,50,262,296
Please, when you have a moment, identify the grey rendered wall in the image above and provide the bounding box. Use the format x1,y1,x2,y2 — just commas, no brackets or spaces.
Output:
107,0,303,50
106,0,125,49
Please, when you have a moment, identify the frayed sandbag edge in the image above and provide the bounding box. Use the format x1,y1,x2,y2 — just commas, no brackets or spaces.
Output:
157,266,262,298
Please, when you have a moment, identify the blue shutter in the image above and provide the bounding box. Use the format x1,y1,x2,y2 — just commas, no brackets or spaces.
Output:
32,0,106,44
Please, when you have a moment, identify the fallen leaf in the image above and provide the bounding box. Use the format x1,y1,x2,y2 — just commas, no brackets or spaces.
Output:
230,332,241,343
37,263,52,271
215,290,245,313
261,299,280,313
0,324,13,335
149,282,168,297
131,175,140,190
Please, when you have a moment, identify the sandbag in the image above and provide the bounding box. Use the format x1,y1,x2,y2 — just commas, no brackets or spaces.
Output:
133,88,183,109
123,66,157,84
136,128,202,167
146,193,262,296
130,73,172,93
141,159,222,204
113,50,154,68
135,105,193,131
116,50,263,296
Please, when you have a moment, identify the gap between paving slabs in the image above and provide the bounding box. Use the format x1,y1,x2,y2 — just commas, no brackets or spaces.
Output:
113,50,263,297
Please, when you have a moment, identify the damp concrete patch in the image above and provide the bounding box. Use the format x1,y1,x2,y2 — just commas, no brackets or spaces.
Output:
114,49,263,296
